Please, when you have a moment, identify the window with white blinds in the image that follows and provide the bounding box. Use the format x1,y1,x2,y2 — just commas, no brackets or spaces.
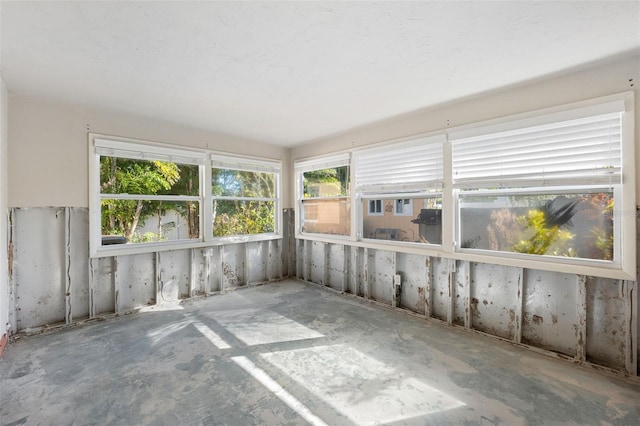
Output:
355,135,445,192
95,138,206,165
451,111,622,189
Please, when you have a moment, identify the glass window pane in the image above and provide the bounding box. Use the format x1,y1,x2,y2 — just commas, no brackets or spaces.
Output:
302,198,350,236
101,200,200,244
459,192,614,260
303,166,350,198
100,157,199,196
212,169,276,198
213,200,275,236
363,198,442,244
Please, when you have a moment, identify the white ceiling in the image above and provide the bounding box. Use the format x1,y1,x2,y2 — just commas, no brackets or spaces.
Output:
1,1,639,147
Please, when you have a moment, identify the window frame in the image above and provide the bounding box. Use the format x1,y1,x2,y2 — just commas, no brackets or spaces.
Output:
89,134,283,257
394,199,413,216
295,154,352,239
368,199,383,216
211,155,282,241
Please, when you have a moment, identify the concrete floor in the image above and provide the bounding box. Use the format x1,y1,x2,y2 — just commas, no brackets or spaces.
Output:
1,279,639,426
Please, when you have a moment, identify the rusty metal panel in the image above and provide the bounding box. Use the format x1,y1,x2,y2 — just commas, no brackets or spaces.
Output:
430,257,449,321
521,270,578,357
370,249,394,305
13,208,66,329
221,243,245,288
246,241,267,284
396,253,427,314
470,263,519,339
586,277,626,370
114,253,156,311
327,243,345,291
158,250,191,302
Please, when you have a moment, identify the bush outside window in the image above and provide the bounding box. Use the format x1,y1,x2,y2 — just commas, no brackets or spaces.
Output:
99,156,201,245
212,168,278,237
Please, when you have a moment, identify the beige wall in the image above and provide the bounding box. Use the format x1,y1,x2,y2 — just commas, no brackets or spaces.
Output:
8,96,291,208
292,54,640,197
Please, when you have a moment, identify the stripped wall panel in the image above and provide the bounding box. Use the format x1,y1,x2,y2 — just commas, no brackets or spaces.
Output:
327,243,345,291
586,277,627,369
246,241,267,284
370,250,394,304
522,270,577,357
309,241,324,285
396,254,427,314
9,207,294,334
430,257,449,322
69,208,90,321
12,208,66,329
115,253,155,312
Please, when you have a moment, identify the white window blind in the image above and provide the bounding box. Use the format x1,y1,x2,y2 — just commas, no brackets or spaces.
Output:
95,139,206,166
451,112,622,189
212,154,281,173
294,153,350,173
354,135,445,192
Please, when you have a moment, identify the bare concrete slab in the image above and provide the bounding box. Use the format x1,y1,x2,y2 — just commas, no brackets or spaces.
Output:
1,279,639,425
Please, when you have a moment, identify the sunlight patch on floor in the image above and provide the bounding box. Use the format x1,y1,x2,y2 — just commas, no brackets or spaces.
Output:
261,344,466,425
207,308,324,345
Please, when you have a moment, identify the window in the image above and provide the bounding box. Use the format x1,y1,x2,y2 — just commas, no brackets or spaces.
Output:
294,93,633,278
368,199,383,215
451,100,627,266
90,135,283,256
296,154,351,236
355,135,445,245
91,137,206,254
211,156,280,238
394,199,413,216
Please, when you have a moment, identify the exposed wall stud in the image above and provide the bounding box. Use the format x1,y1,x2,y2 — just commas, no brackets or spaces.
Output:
363,248,370,300
425,256,432,318
267,240,273,282
447,259,455,325
113,256,119,314
220,246,226,292
576,275,588,362
342,245,349,293
515,268,524,343
244,243,250,286
624,280,637,375
463,261,471,329
64,207,72,324
189,248,196,298
88,257,96,319
391,252,399,308
155,252,161,306
323,242,330,286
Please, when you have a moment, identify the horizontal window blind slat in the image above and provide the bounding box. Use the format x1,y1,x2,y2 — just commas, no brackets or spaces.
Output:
355,135,444,190
451,112,622,187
